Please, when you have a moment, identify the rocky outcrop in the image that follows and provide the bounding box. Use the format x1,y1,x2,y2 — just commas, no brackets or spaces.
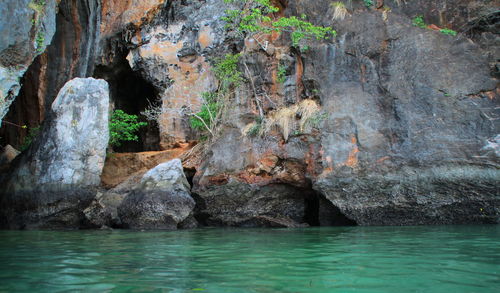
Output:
0,78,109,229
0,0,498,229
0,0,58,124
116,159,196,230
191,0,500,226
101,144,193,188
126,0,230,148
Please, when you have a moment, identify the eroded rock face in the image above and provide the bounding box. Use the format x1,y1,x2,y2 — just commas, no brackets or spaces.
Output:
117,159,196,230
0,78,109,229
0,0,58,124
126,0,230,148
1,0,498,229
192,0,500,226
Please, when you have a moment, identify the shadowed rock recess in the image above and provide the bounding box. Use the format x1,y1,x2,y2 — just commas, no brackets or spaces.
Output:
0,0,498,229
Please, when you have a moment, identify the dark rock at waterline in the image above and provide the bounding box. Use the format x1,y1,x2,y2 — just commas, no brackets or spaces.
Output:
117,159,196,230
316,166,500,226
193,180,309,228
0,78,109,229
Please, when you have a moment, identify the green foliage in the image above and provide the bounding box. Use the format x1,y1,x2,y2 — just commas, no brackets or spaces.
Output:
109,110,147,147
307,112,328,128
440,28,457,36
189,92,220,132
277,64,286,84
246,117,263,137
189,55,244,137
35,31,45,52
222,0,335,48
28,0,46,14
272,15,335,47
363,0,373,8
412,15,427,29
20,126,40,152
213,54,244,91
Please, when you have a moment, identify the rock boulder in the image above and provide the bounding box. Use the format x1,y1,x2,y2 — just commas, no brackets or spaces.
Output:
0,78,109,229
117,159,196,230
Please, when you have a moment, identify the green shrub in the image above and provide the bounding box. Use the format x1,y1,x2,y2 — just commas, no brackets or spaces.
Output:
363,0,373,8
440,28,457,36
412,15,426,29
277,64,286,84
109,109,147,147
189,92,220,133
19,126,40,152
222,0,335,48
213,53,244,91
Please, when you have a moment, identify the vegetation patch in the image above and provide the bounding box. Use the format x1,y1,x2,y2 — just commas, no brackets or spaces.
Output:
245,99,321,141
19,125,41,152
439,28,458,36
109,110,147,148
223,0,335,49
331,2,349,21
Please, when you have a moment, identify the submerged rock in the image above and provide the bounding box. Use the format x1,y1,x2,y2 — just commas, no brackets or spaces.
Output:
117,159,196,230
0,78,109,229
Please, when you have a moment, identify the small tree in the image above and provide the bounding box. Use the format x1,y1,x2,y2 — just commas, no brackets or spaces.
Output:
109,109,147,147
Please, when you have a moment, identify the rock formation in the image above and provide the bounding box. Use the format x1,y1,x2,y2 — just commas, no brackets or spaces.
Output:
117,159,196,229
0,78,109,229
0,0,58,124
0,0,498,229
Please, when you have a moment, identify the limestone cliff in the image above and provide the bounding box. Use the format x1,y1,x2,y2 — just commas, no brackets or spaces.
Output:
0,0,498,229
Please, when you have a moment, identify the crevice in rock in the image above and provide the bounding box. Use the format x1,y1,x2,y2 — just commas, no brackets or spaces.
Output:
94,52,160,152
191,192,209,226
183,167,196,189
0,0,101,150
304,189,357,227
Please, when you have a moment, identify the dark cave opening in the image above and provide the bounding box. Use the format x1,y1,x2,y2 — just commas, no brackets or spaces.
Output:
304,189,357,227
93,54,161,153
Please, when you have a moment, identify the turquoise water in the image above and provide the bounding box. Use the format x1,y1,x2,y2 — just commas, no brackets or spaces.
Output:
0,226,499,293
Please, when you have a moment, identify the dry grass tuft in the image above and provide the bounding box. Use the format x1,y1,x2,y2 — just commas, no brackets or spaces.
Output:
263,99,321,141
331,2,349,21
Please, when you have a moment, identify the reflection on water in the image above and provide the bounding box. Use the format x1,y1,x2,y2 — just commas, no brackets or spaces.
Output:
0,226,499,292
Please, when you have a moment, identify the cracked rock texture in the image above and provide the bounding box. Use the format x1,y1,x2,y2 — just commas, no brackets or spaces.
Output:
0,0,498,229
0,0,58,124
117,159,196,230
0,78,109,229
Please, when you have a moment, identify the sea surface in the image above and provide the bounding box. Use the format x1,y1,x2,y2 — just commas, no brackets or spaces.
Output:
0,226,499,292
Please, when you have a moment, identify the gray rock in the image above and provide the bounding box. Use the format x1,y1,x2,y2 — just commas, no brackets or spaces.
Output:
117,159,196,230
194,179,307,228
0,0,57,124
192,0,500,226
0,78,109,229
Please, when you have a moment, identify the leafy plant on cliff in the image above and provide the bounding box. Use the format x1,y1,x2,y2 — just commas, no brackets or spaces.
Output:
109,110,147,147
440,28,458,36
412,15,427,29
222,0,335,48
187,54,243,136
363,0,374,8
277,64,286,84
189,92,220,135
19,126,40,152
28,0,46,14
29,0,48,53
213,53,244,91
